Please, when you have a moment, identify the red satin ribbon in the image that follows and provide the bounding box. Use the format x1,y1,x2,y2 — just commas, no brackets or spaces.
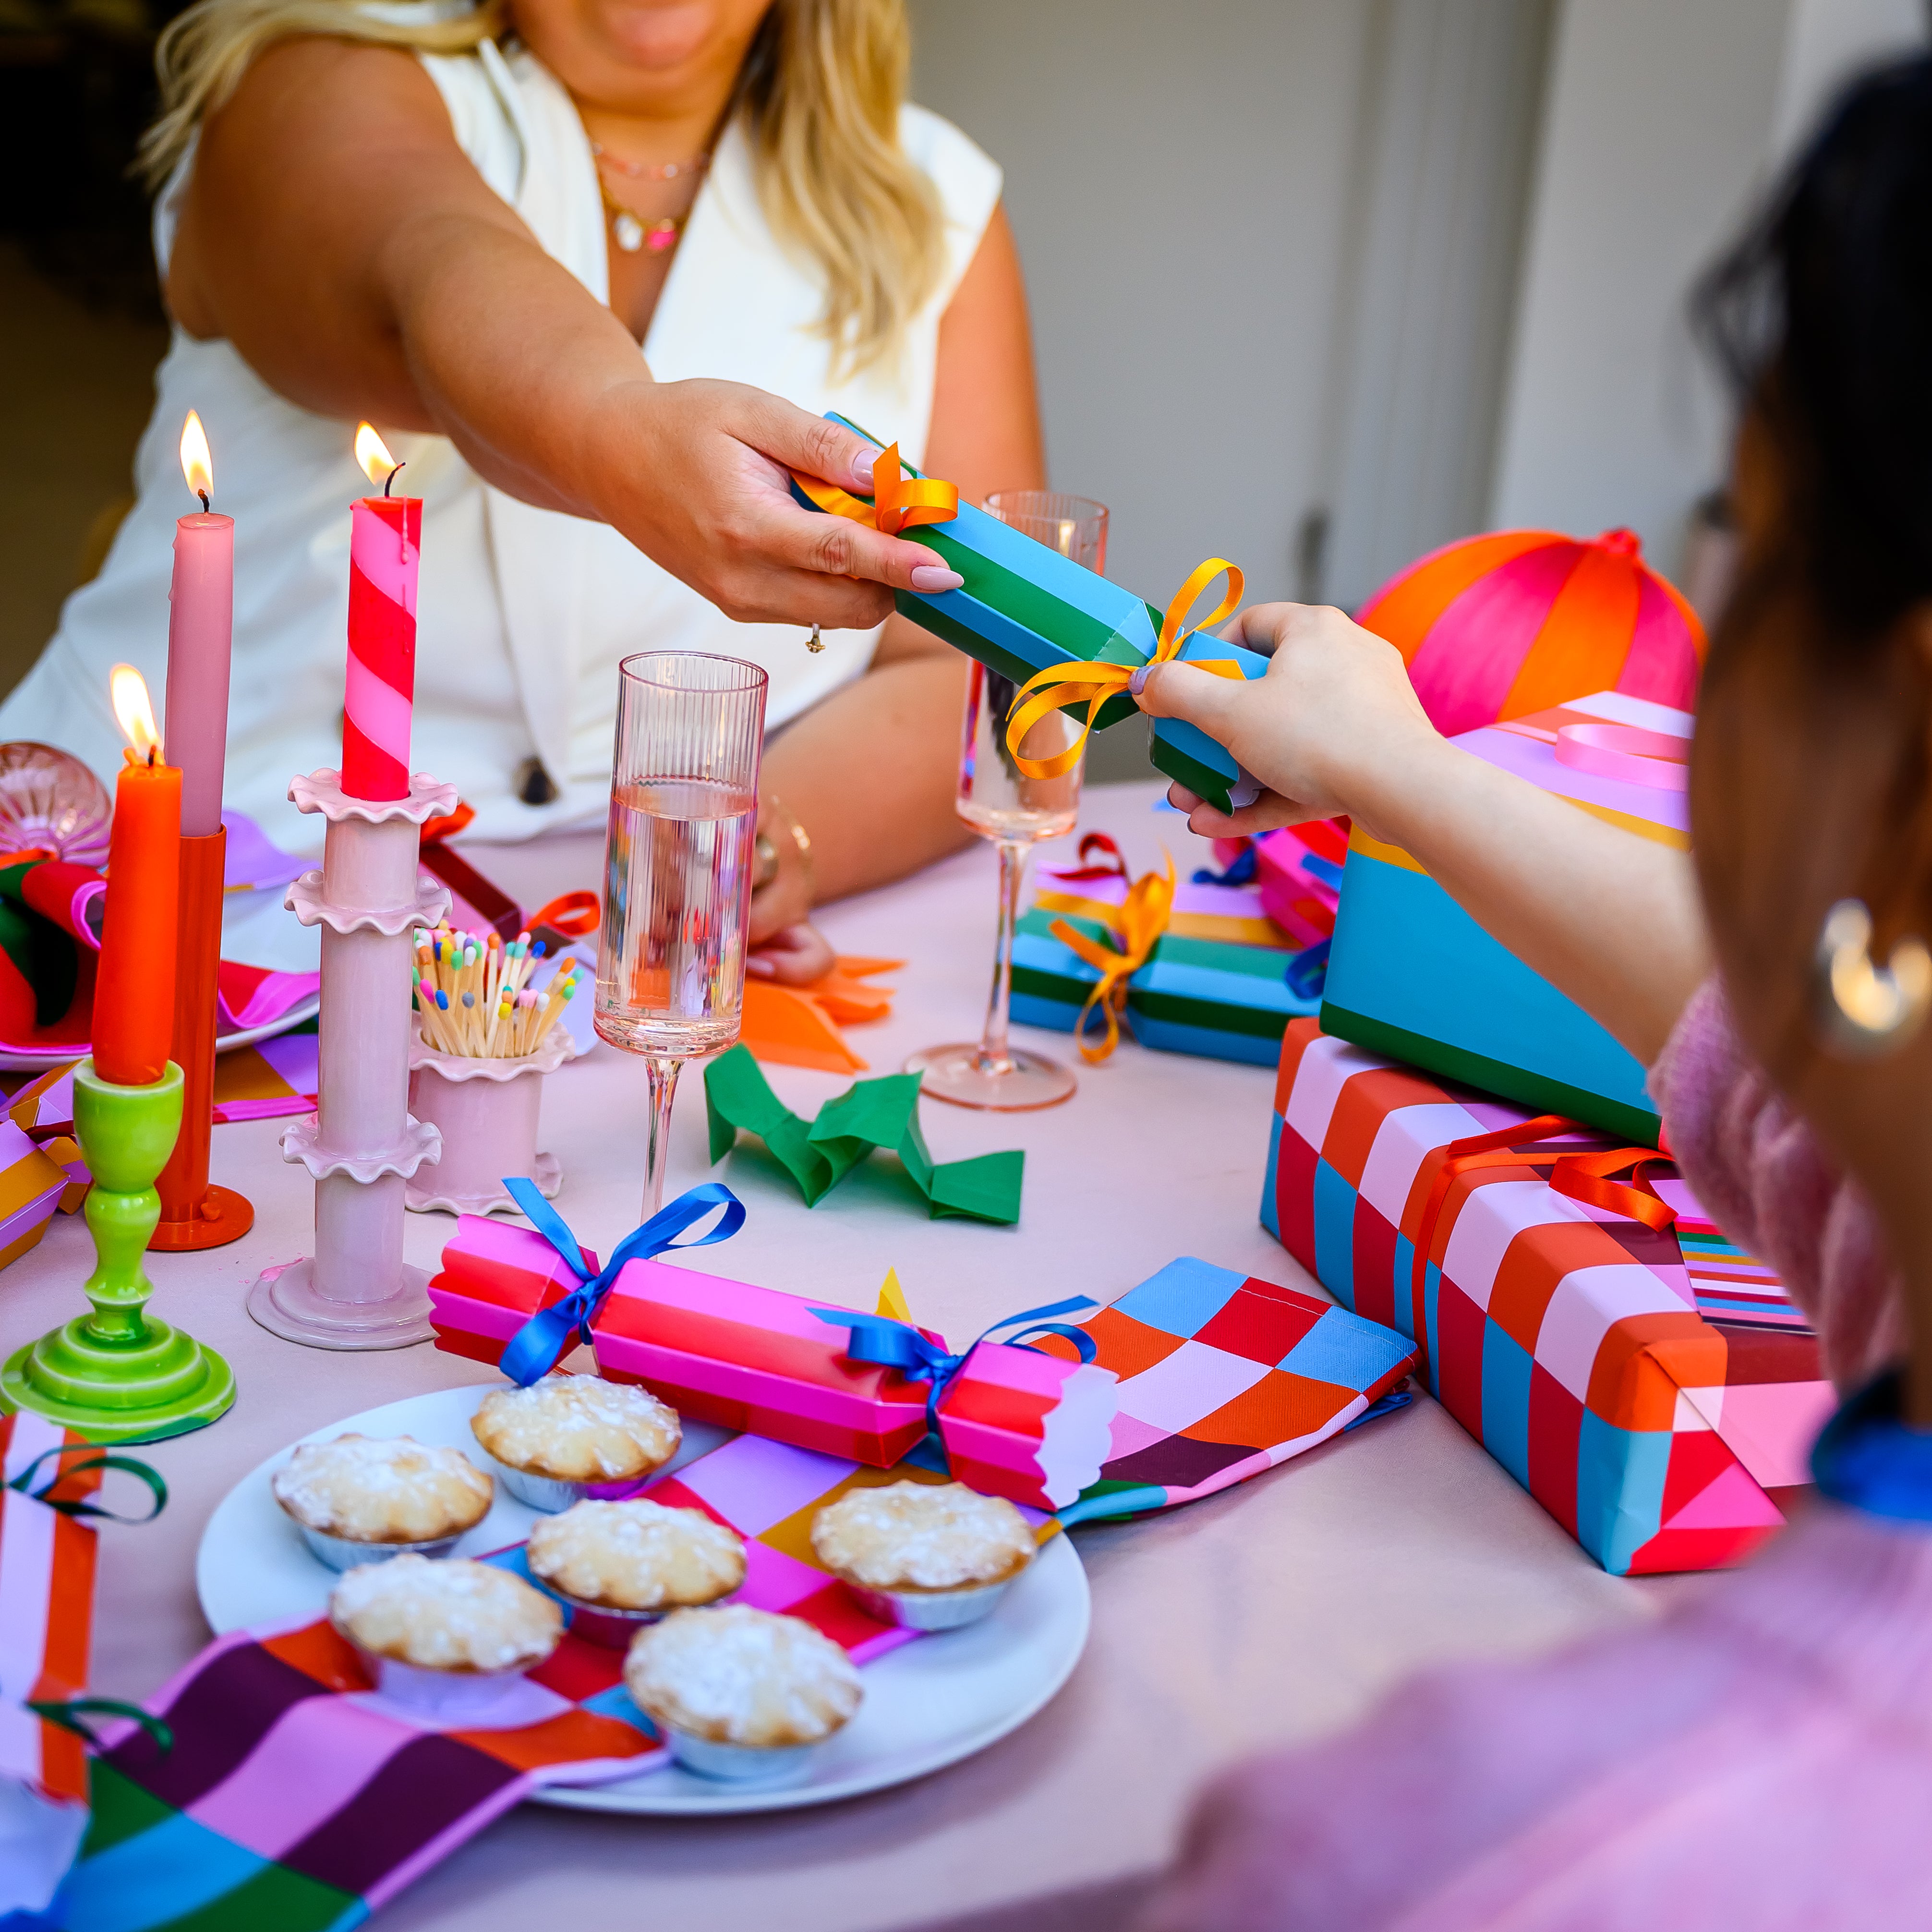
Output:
1408,1116,1676,1346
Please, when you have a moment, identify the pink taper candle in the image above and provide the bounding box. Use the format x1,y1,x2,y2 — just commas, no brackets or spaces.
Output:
162,411,234,840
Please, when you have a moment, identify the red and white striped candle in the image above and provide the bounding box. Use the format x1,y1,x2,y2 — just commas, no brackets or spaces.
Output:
342,423,421,801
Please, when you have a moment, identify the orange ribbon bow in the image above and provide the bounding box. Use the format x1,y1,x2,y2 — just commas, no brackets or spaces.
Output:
1047,857,1176,1063
1003,559,1247,781
790,443,960,536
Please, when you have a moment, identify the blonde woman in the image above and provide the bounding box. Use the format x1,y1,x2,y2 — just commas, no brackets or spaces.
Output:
5,0,1042,970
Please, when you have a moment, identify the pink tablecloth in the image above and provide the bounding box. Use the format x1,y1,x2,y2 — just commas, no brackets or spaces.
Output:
0,783,1678,1932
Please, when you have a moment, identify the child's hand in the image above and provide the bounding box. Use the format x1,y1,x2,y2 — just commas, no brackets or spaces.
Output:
1134,603,1439,839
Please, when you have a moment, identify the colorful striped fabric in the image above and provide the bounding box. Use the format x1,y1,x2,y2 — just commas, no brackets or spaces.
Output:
1262,1020,1833,1575
209,1029,320,1126
1359,526,1704,738
50,1431,1047,1932
1041,1258,1419,1525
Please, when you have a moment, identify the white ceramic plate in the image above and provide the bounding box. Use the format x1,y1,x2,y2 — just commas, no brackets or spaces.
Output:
196,1385,1091,1817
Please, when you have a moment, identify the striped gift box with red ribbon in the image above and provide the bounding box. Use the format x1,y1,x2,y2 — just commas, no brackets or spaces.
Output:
1262,1018,1833,1575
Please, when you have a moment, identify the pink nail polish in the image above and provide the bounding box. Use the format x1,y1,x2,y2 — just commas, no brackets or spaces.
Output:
851,450,881,488
911,564,965,593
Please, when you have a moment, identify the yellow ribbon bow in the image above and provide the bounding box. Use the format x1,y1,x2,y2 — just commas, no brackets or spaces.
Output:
790,442,959,535
1050,857,1176,1063
1003,558,1247,781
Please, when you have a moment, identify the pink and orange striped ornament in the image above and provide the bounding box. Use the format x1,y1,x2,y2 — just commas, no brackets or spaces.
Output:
1359,527,1705,739
343,424,421,801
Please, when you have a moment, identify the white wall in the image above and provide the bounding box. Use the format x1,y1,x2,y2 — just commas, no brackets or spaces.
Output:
1487,0,1928,576
906,0,1372,611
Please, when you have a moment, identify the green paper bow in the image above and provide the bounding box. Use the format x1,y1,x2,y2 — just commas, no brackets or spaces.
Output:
703,1046,1023,1224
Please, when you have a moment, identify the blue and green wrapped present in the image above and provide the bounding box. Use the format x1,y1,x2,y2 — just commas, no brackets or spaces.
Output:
790,422,1267,815
1010,909,1319,1068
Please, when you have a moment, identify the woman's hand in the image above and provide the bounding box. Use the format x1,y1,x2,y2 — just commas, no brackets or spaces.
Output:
746,922,836,985
1137,598,1709,1066
1133,602,1440,840
592,382,966,629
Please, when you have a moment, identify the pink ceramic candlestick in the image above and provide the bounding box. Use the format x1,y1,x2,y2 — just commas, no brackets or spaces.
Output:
245,770,455,1349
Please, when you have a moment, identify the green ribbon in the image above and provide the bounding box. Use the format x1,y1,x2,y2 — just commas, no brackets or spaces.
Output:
7,1444,168,1525
704,1046,1023,1223
28,1697,172,1757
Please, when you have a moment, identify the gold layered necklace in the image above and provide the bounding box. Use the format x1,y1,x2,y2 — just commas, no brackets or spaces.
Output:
590,141,712,255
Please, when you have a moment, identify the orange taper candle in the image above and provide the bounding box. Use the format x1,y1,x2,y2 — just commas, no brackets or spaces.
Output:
94,664,181,1087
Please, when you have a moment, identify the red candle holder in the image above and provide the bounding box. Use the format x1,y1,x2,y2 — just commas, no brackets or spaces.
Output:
152,826,254,1251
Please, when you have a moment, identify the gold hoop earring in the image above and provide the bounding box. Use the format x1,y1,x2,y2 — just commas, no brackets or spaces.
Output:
1812,898,1932,1057
805,624,824,654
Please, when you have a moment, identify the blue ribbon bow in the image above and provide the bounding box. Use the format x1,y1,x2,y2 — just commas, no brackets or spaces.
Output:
498,1178,747,1387
810,1294,1101,1432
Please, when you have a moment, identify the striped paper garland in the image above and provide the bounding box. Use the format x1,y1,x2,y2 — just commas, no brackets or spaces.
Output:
1360,527,1705,739
341,495,420,801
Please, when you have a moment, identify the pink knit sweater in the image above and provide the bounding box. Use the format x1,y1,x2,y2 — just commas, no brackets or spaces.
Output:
1136,979,1927,1932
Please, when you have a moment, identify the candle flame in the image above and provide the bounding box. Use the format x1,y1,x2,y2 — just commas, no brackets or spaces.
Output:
110,664,162,764
179,410,213,505
355,422,398,489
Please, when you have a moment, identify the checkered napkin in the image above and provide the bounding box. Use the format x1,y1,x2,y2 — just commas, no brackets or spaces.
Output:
48,1434,1048,1932
1038,1259,1420,1525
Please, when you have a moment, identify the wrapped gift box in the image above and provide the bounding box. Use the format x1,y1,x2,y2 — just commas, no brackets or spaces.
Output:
791,424,1265,813
429,1218,1117,1512
0,1123,74,1270
1010,909,1318,1067
1261,1017,1833,1575
1320,691,1691,1144
1255,821,1346,949
1034,862,1288,949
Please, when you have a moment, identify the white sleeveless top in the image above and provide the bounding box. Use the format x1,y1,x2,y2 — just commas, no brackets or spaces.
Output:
2,44,1000,855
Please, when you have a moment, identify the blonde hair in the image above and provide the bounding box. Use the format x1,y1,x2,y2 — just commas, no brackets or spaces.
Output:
142,0,944,377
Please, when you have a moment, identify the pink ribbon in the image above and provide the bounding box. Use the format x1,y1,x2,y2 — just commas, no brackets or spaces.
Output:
1553,722,1688,792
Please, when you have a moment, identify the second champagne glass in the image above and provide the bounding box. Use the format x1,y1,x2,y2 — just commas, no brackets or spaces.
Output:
596,652,767,1219
907,492,1107,1111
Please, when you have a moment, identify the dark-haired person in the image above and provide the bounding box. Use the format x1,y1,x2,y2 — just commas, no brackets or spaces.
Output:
1124,54,1932,1930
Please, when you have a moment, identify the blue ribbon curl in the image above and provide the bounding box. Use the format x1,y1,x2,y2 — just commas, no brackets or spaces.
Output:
498,1178,746,1387
810,1294,1101,1433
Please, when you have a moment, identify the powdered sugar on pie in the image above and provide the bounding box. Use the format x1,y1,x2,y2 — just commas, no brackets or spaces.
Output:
330,1555,562,1673
471,1375,681,1484
810,1480,1034,1592
271,1434,492,1544
623,1606,861,1747
525,1498,744,1611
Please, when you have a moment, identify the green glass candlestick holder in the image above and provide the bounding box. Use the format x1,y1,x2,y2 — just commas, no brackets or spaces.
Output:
0,1060,234,1443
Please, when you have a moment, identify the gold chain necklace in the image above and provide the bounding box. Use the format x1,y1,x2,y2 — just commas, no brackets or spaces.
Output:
591,142,711,255
597,178,690,255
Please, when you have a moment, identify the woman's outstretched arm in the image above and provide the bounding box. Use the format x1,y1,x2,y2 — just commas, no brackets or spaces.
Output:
753,202,1046,927
1135,603,1710,1066
165,37,958,628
